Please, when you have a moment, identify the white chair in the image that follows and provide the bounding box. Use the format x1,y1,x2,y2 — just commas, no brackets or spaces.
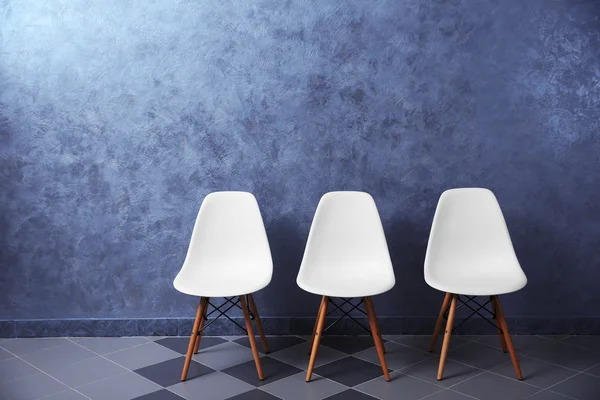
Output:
174,191,272,381
297,191,395,382
425,188,527,381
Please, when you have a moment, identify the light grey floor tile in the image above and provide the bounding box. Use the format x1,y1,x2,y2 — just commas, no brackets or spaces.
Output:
134,356,214,387
48,356,128,387
474,335,554,355
0,372,69,400
192,341,255,370
269,342,347,370
447,342,513,370
400,357,482,388
355,341,433,371
384,335,470,353
561,336,600,353
540,336,570,342
0,338,68,356
490,355,577,389
452,372,539,400
104,341,180,370
0,357,40,384
21,341,97,371
0,347,15,362
77,371,161,400
527,341,600,371
40,389,90,400
131,389,187,399
168,371,254,400
354,372,441,400
312,356,389,387
72,337,149,355
261,372,346,400
421,389,475,399
222,356,303,387
551,373,600,400
527,390,572,399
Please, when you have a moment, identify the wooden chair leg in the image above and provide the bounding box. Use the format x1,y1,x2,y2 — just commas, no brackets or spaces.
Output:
181,297,207,381
437,294,457,381
308,297,326,355
491,296,507,353
240,295,264,380
306,296,328,382
493,296,523,380
429,292,452,352
364,297,390,382
247,294,269,353
193,297,210,354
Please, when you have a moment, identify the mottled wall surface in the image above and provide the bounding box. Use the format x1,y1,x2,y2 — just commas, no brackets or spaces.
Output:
1,0,600,323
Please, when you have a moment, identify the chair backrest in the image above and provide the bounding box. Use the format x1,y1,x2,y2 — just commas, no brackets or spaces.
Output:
297,191,395,280
424,188,523,280
179,191,272,277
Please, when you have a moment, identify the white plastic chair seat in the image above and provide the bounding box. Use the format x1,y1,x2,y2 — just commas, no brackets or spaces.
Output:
424,188,527,296
297,191,395,298
174,191,272,298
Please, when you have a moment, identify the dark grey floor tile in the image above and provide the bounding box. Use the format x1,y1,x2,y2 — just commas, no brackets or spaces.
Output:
132,389,186,399
0,338,67,356
527,390,572,399
490,355,577,389
0,372,69,400
104,341,181,370
452,372,539,400
222,356,302,387
421,390,475,399
72,336,149,355
447,341,514,370
0,357,40,384
168,371,255,400
320,336,380,355
585,363,600,377
540,335,570,342
192,341,256,370
355,372,441,400
225,388,282,399
134,356,214,387
156,336,227,354
77,371,162,400
384,335,470,353
323,389,379,399
400,357,481,387
42,389,90,400
561,336,600,353
269,342,347,370
355,341,433,371
261,372,346,400
528,341,600,371
313,356,388,387
234,336,305,354
21,340,97,371
48,356,128,387
551,373,600,400
474,335,554,355
0,347,14,362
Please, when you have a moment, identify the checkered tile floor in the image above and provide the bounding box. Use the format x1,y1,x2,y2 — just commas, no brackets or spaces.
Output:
1,335,599,399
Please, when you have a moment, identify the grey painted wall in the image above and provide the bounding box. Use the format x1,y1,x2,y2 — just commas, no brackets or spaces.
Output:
1,0,600,328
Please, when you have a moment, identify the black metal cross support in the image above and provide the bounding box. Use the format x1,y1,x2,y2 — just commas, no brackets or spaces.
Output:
322,297,372,335
450,295,503,333
199,297,250,334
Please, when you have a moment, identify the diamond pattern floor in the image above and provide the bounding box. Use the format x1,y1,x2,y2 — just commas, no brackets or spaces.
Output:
0,335,598,399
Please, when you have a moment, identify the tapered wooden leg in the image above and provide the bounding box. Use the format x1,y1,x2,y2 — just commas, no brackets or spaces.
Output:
247,294,269,353
493,296,523,380
491,296,507,353
306,296,328,382
429,292,452,352
193,297,210,354
308,298,325,355
437,294,457,381
240,295,264,380
181,297,207,381
364,297,390,382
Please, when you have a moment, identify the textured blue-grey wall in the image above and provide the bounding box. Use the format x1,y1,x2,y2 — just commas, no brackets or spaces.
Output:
1,0,600,325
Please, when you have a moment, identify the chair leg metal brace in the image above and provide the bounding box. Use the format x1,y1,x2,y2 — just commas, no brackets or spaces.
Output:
181,294,268,381
430,293,522,381
306,296,390,382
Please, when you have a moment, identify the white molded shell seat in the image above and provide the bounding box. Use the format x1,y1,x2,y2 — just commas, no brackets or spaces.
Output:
424,188,527,296
297,191,396,298
174,192,273,298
